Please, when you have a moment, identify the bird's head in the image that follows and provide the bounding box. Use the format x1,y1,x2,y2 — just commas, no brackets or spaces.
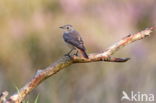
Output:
59,24,74,32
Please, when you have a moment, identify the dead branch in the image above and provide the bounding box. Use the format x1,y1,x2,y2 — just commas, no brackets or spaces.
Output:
1,27,155,103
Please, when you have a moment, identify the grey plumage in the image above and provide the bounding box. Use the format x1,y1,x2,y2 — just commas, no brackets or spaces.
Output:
60,24,88,58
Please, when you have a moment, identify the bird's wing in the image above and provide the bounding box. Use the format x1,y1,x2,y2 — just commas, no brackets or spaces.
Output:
63,32,86,51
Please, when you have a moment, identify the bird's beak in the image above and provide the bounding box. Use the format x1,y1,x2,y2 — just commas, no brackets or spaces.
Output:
59,26,64,29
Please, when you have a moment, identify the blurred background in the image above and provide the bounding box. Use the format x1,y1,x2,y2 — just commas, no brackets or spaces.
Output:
0,0,156,103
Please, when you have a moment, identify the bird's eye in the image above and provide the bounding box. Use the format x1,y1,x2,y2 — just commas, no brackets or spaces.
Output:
67,27,69,29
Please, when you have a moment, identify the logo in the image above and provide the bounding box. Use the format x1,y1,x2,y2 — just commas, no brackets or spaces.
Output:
121,91,154,102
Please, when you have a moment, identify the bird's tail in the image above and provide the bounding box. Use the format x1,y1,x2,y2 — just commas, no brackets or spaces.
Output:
80,50,89,59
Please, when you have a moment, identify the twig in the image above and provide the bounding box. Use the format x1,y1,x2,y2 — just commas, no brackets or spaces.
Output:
1,27,154,103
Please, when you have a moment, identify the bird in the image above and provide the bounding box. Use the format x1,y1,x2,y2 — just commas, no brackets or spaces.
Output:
60,24,89,59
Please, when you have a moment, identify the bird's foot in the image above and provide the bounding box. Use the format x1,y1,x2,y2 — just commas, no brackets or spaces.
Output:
64,53,71,58
74,51,78,56
74,53,78,56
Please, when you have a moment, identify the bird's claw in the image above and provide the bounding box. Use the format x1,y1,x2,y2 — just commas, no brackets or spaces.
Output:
64,53,71,58
74,53,78,56
74,51,78,56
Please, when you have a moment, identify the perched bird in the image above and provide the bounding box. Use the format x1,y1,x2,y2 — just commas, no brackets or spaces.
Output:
60,24,89,58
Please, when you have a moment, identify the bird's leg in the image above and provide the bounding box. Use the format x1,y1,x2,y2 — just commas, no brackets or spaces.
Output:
74,50,79,56
64,48,74,57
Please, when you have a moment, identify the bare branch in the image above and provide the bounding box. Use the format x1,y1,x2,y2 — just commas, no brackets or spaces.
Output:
4,27,155,103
